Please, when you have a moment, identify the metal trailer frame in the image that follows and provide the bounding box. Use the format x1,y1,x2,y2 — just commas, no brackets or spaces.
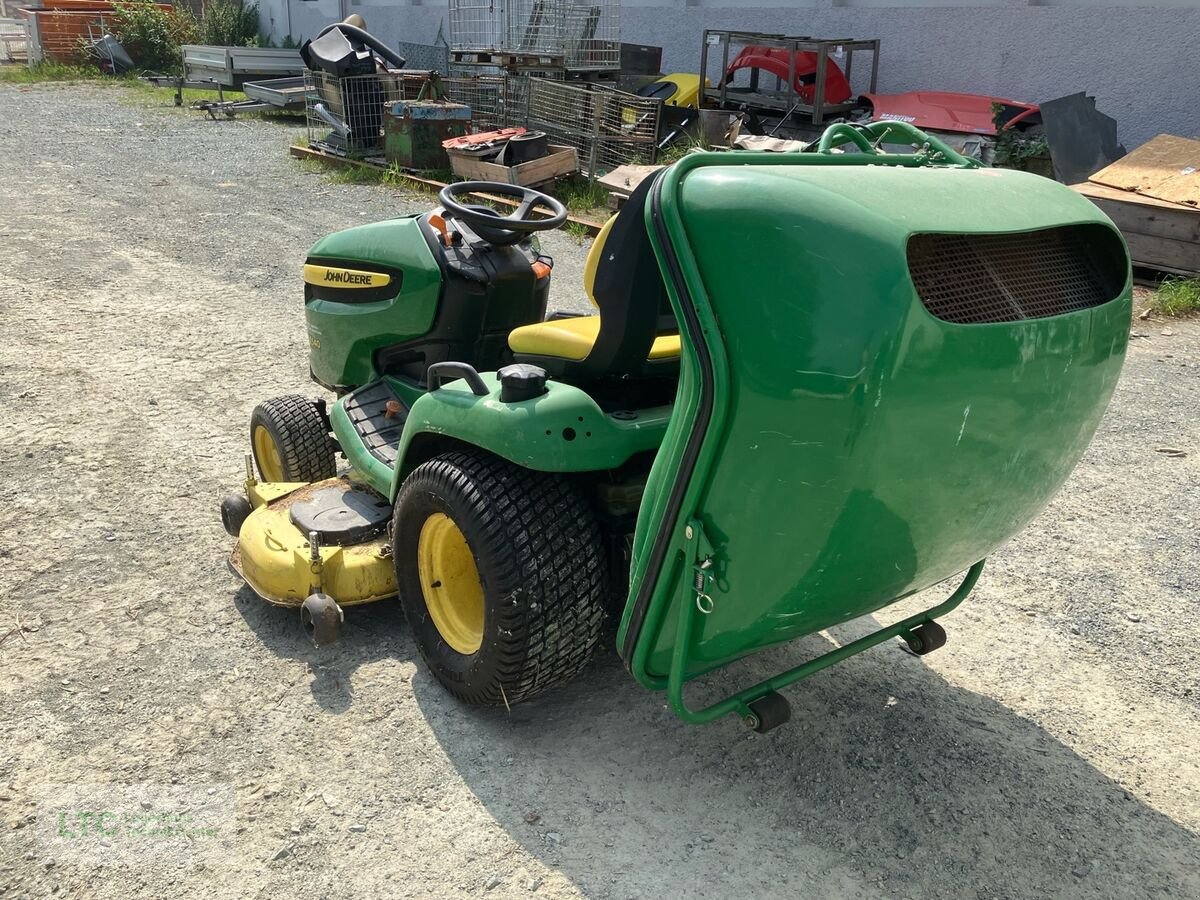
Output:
141,73,227,107
196,76,309,119
700,30,880,127
181,45,304,89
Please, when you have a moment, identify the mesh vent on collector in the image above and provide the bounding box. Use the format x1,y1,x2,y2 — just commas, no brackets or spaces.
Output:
907,225,1126,324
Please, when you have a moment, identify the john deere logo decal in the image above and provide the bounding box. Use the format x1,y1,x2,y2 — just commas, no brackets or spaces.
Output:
303,264,391,289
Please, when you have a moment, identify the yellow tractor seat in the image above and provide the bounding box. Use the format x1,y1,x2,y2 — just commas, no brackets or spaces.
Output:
509,315,680,362
508,175,680,380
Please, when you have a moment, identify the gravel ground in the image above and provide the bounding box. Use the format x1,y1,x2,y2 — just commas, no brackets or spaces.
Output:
0,83,1198,900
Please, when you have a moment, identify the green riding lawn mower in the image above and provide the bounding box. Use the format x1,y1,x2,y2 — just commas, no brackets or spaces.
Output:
221,122,1131,732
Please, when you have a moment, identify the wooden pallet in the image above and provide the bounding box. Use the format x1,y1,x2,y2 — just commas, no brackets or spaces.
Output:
289,145,603,236
1073,181,1200,277
451,49,566,69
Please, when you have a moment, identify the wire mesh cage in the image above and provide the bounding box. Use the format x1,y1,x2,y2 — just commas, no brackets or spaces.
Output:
448,0,505,53
489,68,563,122
442,74,511,131
305,71,513,158
449,0,619,71
526,77,661,178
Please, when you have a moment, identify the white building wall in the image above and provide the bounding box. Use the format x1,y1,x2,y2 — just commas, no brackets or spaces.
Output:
255,0,1200,148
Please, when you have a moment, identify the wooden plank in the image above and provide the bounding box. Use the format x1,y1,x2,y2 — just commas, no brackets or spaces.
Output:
1072,182,1200,275
596,163,664,198
1088,198,1200,246
289,145,603,235
1089,134,1200,207
448,145,578,187
1074,180,1193,211
1122,231,1200,276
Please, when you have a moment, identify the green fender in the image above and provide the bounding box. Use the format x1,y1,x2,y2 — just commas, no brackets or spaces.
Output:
382,374,670,501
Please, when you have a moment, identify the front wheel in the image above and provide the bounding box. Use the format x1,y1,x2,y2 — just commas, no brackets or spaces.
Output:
393,450,606,706
249,395,336,483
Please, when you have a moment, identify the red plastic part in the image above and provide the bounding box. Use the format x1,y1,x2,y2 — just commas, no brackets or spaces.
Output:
861,91,1039,136
725,47,852,106
441,127,526,150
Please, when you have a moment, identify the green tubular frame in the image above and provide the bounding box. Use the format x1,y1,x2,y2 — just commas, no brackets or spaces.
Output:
813,120,982,167
665,551,986,727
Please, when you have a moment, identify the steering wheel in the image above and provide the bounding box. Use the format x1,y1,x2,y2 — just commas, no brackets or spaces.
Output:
438,182,568,246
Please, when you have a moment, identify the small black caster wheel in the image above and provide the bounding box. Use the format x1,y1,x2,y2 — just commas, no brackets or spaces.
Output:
905,621,947,656
744,691,791,734
220,494,253,537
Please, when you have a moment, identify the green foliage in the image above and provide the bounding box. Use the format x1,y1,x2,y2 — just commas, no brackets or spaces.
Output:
655,138,704,164
563,221,591,244
991,101,1051,175
201,0,261,48
109,0,198,74
1150,278,1200,317
0,63,100,83
994,131,1050,168
327,163,389,185
554,177,608,213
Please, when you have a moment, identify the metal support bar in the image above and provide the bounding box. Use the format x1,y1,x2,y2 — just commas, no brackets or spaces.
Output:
665,559,986,726
813,42,827,124
815,120,981,167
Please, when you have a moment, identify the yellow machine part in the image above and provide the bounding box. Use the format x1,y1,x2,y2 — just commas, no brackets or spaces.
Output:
417,512,486,655
508,315,681,361
582,214,616,309
507,213,680,362
657,73,706,108
230,479,397,608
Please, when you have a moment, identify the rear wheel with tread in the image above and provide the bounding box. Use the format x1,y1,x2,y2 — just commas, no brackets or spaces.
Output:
249,395,336,483
394,450,607,707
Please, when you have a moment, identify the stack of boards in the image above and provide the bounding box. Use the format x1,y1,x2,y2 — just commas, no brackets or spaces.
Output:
1072,135,1200,277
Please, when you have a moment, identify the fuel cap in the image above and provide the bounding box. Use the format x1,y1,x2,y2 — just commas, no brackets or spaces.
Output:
497,364,548,403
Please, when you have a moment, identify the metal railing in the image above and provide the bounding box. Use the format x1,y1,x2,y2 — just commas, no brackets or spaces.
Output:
0,15,28,63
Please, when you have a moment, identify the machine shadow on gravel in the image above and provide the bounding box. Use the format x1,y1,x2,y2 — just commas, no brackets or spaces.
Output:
411,625,1200,899
232,585,411,713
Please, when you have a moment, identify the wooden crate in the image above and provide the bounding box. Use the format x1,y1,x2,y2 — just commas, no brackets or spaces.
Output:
447,145,578,187
1073,181,1200,277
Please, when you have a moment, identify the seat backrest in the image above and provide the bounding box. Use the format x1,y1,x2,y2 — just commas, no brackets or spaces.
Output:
572,174,676,379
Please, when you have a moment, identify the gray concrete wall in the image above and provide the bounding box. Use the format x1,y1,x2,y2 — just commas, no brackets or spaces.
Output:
257,1,1200,148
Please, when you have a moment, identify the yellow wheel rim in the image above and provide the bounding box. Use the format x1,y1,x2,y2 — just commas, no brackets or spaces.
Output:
253,425,285,482
417,512,485,655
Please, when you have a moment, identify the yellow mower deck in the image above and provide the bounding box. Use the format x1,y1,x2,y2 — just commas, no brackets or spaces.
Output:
230,478,397,608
